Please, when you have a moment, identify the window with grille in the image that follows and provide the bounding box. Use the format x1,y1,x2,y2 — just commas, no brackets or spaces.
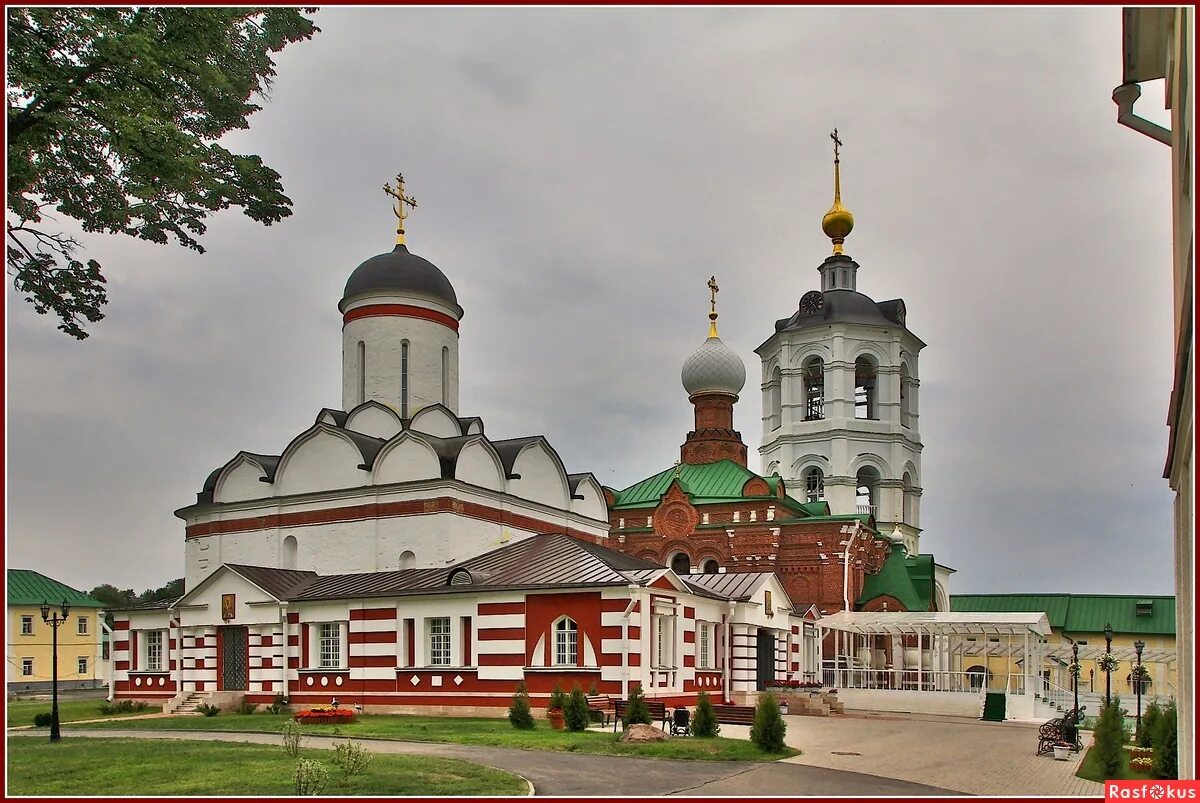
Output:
805,469,824,502
21,658,33,676
78,657,88,675
554,617,578,666
804,360,824,420
319,623,341,669
77,616,88,635
145,630,163,671
698,623,711,669
428,617,451,666
20,616,32,635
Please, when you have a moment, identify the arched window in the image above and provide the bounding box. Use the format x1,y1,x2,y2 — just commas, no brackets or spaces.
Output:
804,467,824,503
671,553,691,576
899,363,911,427
856,466,880,517
357,341,366,405
769,366,782,429
966,665,989,690
854,356,878,420
554,617,578,666
701,559,719,574
441,346,449,407
401,340,410,418
803,358,824,421
399,550,416,570
282,535,298,569
1126,672,1152,694
902,472,914,524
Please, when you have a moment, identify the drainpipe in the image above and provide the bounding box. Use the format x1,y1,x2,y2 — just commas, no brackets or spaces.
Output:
1113,83,1172,145
280,603,290,703
620,596,636,700
169,608,181,701
841,522,862,612
724,601,735,703
101,618,115,702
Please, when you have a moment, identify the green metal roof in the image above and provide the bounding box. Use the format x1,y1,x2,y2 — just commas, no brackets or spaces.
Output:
798,501,829,516
611,460,807,514
949,594,1175,636
7,569,104,608
857,546,926,611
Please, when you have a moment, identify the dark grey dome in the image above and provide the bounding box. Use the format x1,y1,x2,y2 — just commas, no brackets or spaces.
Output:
776,289,906,333
340,245,462,317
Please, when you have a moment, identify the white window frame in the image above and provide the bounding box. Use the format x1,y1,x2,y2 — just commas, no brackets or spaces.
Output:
318,622,342,669
20,616,33,635
697,622,712,670
654,614,675,669
427,617,451,667
77,616,88,635
21,658,33,676
77,656,88,675
145,630,164,672
553,617,578,667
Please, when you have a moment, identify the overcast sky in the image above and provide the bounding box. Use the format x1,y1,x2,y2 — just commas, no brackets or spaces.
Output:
6,7,1178,598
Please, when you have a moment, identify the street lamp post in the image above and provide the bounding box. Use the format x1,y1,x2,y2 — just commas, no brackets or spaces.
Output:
1104,622,1114,707
1072,640,1080,715
1134,640,1146,742
40,599,72,743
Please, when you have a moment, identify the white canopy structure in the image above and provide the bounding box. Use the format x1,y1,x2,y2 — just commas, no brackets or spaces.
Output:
819,610,1051,637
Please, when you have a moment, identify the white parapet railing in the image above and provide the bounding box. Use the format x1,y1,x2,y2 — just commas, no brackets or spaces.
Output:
822,667,990,693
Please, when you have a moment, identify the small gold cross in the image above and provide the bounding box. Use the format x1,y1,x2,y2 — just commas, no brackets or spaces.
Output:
383,173,418,244
830,128,843,162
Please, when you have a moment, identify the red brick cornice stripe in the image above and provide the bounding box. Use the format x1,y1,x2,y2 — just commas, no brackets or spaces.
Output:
185,496,603,542
343,304,459,332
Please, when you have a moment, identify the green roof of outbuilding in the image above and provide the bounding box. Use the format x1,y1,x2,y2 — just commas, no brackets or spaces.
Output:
858,546,928,611
7,569,104,608
611,460,807,513
949,594,1175,636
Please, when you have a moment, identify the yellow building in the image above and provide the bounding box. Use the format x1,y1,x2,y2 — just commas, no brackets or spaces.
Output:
7,569,106,693
951,594,1177,704
1114,5,1194,779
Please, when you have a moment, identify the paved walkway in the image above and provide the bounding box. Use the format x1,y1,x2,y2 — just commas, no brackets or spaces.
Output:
718,710,1103,797
8,728,953,796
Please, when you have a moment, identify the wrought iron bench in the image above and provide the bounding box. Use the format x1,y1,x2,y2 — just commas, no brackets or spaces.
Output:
1036,706,1085,755
612,698,669,732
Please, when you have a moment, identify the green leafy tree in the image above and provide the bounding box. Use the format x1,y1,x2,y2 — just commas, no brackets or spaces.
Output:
137,578,185,604
1139,700,1161,748
1152,702,1178,779
548,682,566,712
1093,697,1126,780
750,693,787,753
623,683,651,727
6,7,319,338
692,691,719,737
564,684,590,732
507,681,534,730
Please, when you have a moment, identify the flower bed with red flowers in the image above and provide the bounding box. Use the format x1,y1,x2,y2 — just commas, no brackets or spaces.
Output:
764,680,825,690
293,706,356,725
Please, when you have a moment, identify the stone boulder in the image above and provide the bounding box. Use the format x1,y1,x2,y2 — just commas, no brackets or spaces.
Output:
619,723,669,743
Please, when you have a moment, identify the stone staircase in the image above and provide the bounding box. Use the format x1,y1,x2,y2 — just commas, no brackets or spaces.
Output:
165,691,210,715
787,691,845,717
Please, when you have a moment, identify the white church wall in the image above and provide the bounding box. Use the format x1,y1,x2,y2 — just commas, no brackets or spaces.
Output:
373,435,442,485
408,406,462,438
276,428,369,497
507,443,570,510
345,402,403,440
570,476,608,521
341,311,460,415
214,457,269,504
454,440,505,492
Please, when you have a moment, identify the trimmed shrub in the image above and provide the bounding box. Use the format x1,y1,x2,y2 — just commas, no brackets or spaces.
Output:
1152,702,1178,779
624,683,651,727
1139,700,1161,748
33,712,52,727
564,684,590,732
548,683,567,712
692,691,719,737
293,758,329,795
333,739,372,777
508,681,535,730
750,693,787,753
1093,697,1126,779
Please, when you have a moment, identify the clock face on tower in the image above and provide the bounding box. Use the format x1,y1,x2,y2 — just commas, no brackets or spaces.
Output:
799,291,824,316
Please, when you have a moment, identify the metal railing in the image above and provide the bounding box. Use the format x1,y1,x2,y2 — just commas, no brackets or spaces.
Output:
856,504,878,517
822,667,988,693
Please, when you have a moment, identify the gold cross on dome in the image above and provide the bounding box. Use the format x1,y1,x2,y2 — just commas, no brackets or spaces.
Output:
707,275,720,338
830,128,843,162
383,173,418,244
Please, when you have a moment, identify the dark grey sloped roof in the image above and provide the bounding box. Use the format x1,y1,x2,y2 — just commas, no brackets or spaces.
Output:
316,409,350,427
225,564,319,599
339,429,386,469
292,568,446,601
490,437,542,478
108,596,184,612
426,435,475,478
684,572,775,601
567,472,597,499
457,416,483,434
199,452,281,503
340,244,463,317
775,289,902,333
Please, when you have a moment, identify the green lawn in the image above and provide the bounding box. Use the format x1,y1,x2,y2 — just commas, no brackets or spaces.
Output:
6,737,527,796
1076,746,1156,782
7,698,162,728
70,712,798,761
